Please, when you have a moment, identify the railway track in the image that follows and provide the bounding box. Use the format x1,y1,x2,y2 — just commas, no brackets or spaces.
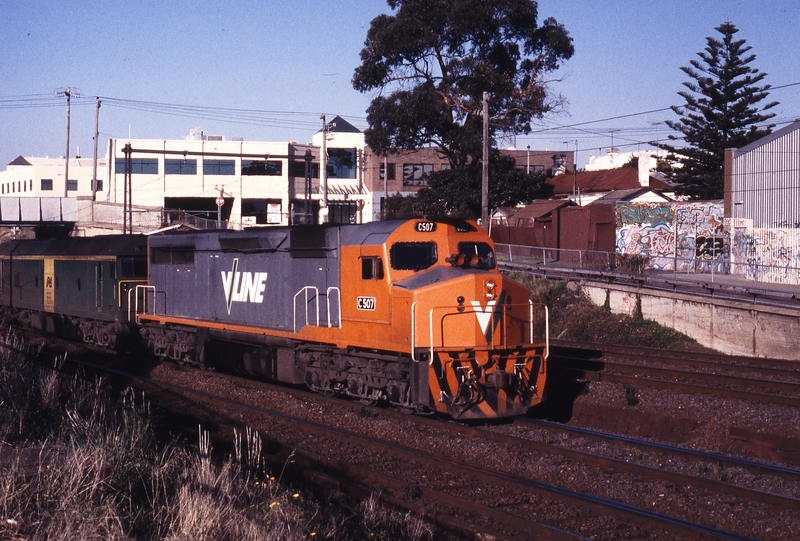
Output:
550,341,800,407
54,350,800,540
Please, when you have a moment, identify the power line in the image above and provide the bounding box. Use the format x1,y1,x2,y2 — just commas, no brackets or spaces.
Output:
1,83,797,152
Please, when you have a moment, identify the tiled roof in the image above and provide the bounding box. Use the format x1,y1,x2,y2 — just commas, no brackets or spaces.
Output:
544,167,642,194
496,199,576,221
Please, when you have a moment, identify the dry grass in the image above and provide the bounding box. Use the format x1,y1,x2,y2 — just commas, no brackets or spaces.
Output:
0,333,441,541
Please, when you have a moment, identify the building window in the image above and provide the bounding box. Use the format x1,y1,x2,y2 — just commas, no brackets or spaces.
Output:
440,164,451,171
402,164,433,186
290,199,320,225
115,158,158,174
241,199,283,225
328,201,358,224
203,159,235,175
288,161,319,178
379,163,396,181
93,179,103,191
67,179,78,191
242,160,282,176
515,164,545,174
165,159,197,175
327,148,356,179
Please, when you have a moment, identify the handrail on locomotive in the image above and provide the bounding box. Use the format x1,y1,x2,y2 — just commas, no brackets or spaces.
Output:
412,300,549,365
129,285,158,322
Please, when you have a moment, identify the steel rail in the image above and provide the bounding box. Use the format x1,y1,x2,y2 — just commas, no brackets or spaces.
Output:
552,340,800,373
520,418,800,479
69,356,762,541
63,356,585,540
463,423,800,511
578,367,800,408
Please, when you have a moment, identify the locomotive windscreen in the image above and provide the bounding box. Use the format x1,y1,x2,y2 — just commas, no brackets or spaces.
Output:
390,242,438,271
457,242,496,269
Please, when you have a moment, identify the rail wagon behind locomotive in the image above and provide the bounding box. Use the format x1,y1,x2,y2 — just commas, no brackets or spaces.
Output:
0,235,148,347
136,219,549,419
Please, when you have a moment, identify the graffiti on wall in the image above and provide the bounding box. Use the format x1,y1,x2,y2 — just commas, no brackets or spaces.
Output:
731,227,800,284
616,202,726,273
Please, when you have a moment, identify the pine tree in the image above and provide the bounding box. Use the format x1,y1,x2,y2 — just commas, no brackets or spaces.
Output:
661,22,777,199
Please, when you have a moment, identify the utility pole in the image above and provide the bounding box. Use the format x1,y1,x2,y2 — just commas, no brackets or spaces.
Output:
123,143,132,235
383,154,388,221
573,140,578,201
481,92,489,231
92,98,101,201
320,114,328,224
62,88,72,198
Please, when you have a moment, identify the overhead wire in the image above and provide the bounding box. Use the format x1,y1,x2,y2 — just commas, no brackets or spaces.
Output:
0,78,797,153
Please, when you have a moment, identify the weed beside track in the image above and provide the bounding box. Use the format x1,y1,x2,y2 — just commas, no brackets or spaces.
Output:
0,334,436,541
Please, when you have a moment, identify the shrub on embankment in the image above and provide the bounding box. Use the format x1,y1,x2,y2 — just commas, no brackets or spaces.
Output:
0,334,434,541
512,274,708,352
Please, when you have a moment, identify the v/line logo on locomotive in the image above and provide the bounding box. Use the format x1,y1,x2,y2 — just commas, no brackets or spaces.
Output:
220,258,268,315
471,300,497,335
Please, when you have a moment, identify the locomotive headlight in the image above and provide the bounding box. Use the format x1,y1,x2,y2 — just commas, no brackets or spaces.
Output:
484,279,496,300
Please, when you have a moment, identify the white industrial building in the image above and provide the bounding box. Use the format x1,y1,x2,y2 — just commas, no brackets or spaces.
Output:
0,114,569,235
103,119,369,228
585,148,670,172
0,155,106,198
0,117,370,234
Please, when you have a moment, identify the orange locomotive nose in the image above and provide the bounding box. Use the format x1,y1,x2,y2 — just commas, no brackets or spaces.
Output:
411,274,548,419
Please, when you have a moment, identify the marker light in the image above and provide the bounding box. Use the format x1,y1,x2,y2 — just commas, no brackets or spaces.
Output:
484,279,496,300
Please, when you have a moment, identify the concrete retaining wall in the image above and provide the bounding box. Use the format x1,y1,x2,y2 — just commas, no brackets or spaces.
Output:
582,281,800,360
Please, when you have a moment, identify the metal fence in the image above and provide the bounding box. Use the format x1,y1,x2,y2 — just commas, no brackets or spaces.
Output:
160,209,242,231
494,243,800,286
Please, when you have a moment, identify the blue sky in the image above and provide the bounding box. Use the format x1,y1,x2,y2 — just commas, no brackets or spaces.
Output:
1,0,798,169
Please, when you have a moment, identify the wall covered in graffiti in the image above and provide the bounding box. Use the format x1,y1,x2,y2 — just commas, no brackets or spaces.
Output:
730,225,800,285
616,202,726,273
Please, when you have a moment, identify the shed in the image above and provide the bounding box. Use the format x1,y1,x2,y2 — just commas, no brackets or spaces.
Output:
490,199,577,248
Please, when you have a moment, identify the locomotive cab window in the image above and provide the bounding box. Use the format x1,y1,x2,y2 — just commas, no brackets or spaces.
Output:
390,242,437,271
361,257,384,280
456,242,496,269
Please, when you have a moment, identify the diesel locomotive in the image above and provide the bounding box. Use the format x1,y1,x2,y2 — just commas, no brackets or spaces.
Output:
0,219,549,420
0,235,147,347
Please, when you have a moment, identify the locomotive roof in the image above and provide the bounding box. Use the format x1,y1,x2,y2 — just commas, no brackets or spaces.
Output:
147,220,412,251
0,234,147,257
147,219,480,250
